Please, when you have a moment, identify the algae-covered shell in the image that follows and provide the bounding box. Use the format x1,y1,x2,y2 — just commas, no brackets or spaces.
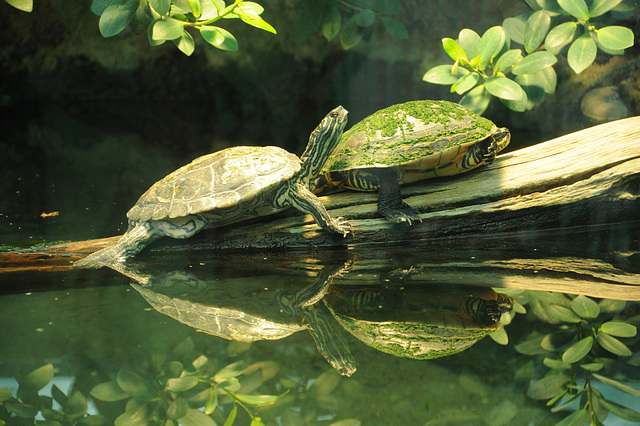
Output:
323,100,506,182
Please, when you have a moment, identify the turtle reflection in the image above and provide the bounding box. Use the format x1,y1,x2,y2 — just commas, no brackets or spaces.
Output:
324,284,513,360
129,264,513,376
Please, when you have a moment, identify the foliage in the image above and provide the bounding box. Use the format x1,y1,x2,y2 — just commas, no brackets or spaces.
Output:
3,0,408,54
294,0,408,49
513,292,640,424
3,0,276,56
0,337,286,425
423,0,637,114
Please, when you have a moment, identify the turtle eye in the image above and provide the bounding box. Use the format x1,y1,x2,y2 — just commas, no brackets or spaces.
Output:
330,111,338,118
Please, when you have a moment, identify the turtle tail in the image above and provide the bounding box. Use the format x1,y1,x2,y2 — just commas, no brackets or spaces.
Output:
74,222,159,269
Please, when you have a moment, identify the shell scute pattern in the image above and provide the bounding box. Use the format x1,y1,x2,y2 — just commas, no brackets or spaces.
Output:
128,146,301,222
325,100,497,172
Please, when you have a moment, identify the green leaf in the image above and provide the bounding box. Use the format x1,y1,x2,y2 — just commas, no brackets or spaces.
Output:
511,50,557,74
543,357,572,369
545,21,577,54
114,403,151,426
485,76,526,101
167,397,189,420
64,391,88,418
99,0,138,38
453,73,480,94
0,388,12,402
90,382,129,402
353,9,375,27
22,364,54,391
571,295,600,319
187,0,201,18
503,16,526,45
527,373,570,399
322,6,341,41
556,408,589,426
381,17,408,39
77,414,109,425
524,10,551,53
442,38,467,61
460,85,492,114
422,64,467,85
4,401,38,418
293,1,324,44
51,385,68,407
601,321,637,337
149,0,171,15
557,0,590,19
489,327,509,345
536,0,565,12
4,0,33,12
214,360,249,380
562,336,593,363
592,373,640,396
596,25,634,50
173,30,195,56
477,26,507,70
494,49,522,73
223,404,238,426
178,408,218,426
598,397,640,421
91,0,114,16
239,12,276,34
589,0,623,17
597,331,632,356
340,16,362,50
152,18,185,41
204,389,217,415
116,369,153,398
458,28,480,59
580,362,604,371
167,375,199,392
200,26,238,51
226,390,281,406
567,33,597,74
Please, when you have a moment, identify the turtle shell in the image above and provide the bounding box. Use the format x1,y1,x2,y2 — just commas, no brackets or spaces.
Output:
323,100,502,181
323,285,513,360
128,146,301,222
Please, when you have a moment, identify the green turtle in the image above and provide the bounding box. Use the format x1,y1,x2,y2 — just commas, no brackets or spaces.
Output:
313,100,511,224
75,107,351,268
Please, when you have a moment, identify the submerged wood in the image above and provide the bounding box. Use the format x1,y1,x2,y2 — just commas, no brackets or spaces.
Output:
1,117,639,297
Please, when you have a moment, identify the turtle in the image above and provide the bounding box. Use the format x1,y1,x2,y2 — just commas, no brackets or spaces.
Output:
75,106,351,268
312,100,511,224
129,261,358,376
323,284,514,360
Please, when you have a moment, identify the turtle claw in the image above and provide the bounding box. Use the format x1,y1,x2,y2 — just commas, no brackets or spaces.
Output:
380,204,422,226
332,216,353,237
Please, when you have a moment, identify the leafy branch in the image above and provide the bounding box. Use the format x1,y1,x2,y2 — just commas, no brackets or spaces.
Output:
513,293,640,424
0,337,286,425
294,0,409,50
423,0,637,114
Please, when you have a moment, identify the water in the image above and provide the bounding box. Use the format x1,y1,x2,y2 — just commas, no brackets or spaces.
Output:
1,223,639,425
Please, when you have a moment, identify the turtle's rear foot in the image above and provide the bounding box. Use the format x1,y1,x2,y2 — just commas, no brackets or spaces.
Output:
378,202,422,225
328,216,353,237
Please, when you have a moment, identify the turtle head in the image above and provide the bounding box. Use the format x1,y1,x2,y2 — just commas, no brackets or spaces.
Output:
298,106,348,184
494,127,511,152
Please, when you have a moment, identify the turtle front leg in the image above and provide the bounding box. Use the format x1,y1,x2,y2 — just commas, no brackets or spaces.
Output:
371,169,422,225
281,182,352,236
